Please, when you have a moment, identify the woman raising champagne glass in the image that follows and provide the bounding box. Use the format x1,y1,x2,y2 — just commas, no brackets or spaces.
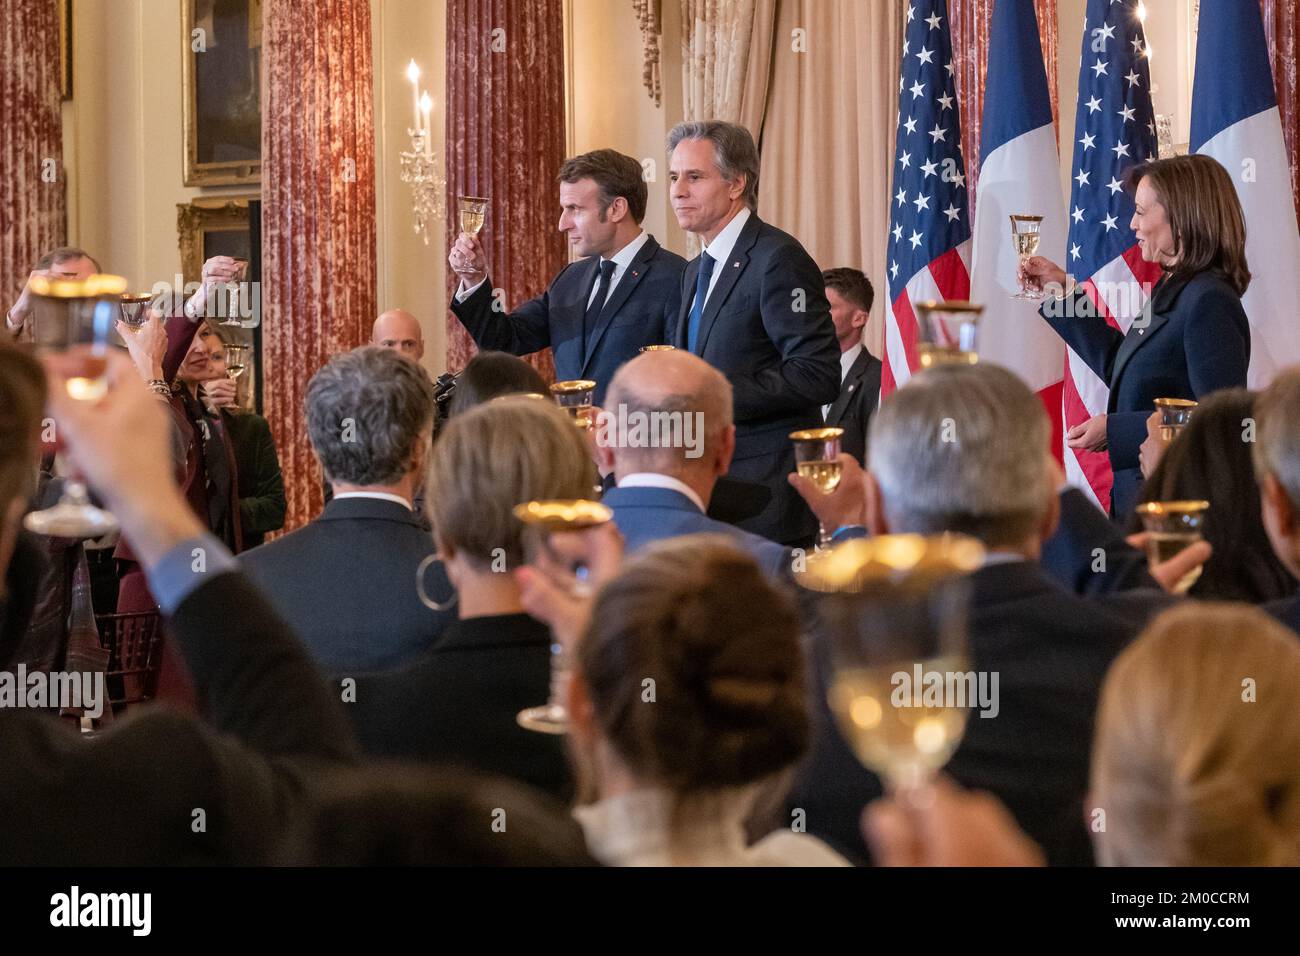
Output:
1020,155,1250,520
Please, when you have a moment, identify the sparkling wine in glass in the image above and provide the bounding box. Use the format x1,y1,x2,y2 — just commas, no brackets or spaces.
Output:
550,380,597,429
799,534,985,799
1154,397,1196,443
458,195,489,236
790,427,845,551
1010,215,1045,300
224,343,250,380
512,499,614,735
915,300,983,368
1136,499,1209,593
24,274,128,539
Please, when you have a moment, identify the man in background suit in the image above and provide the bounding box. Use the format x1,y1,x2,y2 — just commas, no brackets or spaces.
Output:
821,267,883,466
448,149,685,406
668,121,840,545
1254,368,1300,633
595,349,788,579
239,347,453,674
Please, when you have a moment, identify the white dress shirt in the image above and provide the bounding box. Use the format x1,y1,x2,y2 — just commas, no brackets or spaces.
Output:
696,206,752,306
456,230,650,305
616,472,706,513
331,491,413,511
824,341,865,420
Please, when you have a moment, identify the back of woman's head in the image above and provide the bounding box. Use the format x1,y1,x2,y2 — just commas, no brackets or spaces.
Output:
1092,602,1300,866
426,396,596,569
577,534,808,793
448,351,548,418
1135,388,1297,602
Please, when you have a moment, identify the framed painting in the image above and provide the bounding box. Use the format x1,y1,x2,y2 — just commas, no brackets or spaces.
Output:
181,0,263,186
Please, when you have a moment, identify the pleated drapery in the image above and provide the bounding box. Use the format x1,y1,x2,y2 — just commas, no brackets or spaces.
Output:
444,0,567,381
0,0,65,306
261,0,377,532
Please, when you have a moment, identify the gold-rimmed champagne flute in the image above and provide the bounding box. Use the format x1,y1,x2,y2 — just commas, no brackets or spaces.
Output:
914,300,983,369
512,499,614,734
790,427,845,551
458,196,489,237
550,379,597,429
219,257,250,327
1135,500,1210,593
799,534,985,801
1154,397,1196,443
24,274,129,539
1010,215,1045,300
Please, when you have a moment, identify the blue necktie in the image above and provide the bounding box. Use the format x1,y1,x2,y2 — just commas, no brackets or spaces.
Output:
687,252,715,353
583,259,616,354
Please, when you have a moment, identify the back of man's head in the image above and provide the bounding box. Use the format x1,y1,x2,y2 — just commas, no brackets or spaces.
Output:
601,350,733,481
1252,367,1300,572
868,362,1052,548
307,346,434,487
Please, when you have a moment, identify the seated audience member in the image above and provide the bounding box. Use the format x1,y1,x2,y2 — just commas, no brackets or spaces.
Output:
527,534,847,866
371,308,425,362
4,246,102,341
1133,388,1296,604
345,397,597,797
785,362,1168,866
1091,602,1300,866
595,349,789,579
820,268,882,466
1255,369,1300,630
239,347,451,673
447,350,548,418
0,343,355,864
202,343,286,549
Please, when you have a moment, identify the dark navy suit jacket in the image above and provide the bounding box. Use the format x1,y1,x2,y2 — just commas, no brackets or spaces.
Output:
450,234,685,405
1041,270,1250,519
824,347,883,467
673,214,840,545
602,484,790,580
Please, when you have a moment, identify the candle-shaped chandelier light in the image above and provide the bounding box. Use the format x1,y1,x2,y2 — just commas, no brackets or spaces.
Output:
399,59,446,244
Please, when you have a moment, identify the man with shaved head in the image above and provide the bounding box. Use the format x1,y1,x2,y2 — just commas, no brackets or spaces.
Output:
594,349,788,578
372,309,425,362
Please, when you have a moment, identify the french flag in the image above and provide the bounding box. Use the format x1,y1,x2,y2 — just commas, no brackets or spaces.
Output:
1191,0,1300,389
969,0,1066,456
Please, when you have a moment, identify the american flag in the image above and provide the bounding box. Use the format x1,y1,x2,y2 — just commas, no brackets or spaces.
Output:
1061,0,1162,511
882,0,971,397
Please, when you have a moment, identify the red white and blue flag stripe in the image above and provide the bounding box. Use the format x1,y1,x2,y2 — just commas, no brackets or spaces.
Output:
1191,0,1300,388
882,0,972,397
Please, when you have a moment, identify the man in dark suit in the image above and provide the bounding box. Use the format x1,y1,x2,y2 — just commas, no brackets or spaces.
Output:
667,121,840,545
593,348,789,579
448,149,684,405
1254,368,1300,633
821,268,883,466
785,362,1169,866
239,347,454,673
0,343,356,865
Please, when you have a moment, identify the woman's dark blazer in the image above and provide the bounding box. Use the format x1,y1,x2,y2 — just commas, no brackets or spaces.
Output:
1041,269,1250,519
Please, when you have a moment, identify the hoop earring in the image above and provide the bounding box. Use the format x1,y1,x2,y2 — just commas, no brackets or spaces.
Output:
416,553,458,612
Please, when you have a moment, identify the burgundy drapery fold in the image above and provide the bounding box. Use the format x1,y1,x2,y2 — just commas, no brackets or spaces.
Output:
0,0,65,305
444,0,566,380
262,0,377,532
1263,0,1300,216
948,0,1059,221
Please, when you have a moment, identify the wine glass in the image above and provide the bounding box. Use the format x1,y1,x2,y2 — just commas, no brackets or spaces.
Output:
914,300,983,369
790,426,845,551
1154,397,1196,442
24,273,129,539
797,534,986,801
1135,500,1210,593
118,292,156,332
1009,215,1045,300
218,258,250,327
550,380,598,429
223,343,249,381
512,499,614,735
458,196,489,237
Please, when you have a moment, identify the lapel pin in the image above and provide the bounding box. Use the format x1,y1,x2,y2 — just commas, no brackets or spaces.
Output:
733,261,740,268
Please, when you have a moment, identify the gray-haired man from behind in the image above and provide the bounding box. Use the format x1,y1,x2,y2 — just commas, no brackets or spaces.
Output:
239,346,453,673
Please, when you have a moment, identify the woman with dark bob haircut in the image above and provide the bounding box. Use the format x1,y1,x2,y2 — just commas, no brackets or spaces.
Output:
1022,154,1251,520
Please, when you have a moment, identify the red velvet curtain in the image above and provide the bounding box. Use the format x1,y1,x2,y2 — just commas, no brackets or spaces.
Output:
1263,0,1300,216
0,0,65,305
262,0,377,532
948,0,1059,222
444,0,566,380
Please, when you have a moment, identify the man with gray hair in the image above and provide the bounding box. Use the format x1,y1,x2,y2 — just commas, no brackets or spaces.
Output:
667,120,839,546
595,349,789,578
785,361,1169,868
1254,367,1300,632
239,346,453,673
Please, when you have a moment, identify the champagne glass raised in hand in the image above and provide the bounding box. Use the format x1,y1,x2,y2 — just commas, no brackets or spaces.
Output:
1135,500,1209,594
1009,215,1045,300
915,300,983,369
458,196,489,237
790,427,845,551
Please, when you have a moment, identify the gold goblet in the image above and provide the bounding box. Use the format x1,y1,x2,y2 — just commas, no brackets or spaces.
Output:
1135,500,1210,594
914,300,983,369
1153,397,1197,443
550,379,598,429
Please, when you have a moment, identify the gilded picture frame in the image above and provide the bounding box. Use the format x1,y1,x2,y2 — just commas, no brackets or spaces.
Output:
181,0,263,186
